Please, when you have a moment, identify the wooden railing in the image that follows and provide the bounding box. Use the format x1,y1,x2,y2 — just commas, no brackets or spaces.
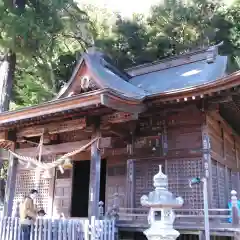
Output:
115,207,240,229
106,190,240,231
0,217,116,240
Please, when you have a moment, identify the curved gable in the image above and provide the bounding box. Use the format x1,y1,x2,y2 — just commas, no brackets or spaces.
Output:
56,49,147,100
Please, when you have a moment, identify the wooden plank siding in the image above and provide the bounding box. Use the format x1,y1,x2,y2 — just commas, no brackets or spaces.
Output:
105,159,127,211
206,111,240,208
11,105,240,222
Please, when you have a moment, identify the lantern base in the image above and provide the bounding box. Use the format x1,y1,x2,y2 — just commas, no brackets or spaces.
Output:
144,221,180,240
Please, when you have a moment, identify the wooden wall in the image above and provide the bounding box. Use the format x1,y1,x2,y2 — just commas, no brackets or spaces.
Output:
52,168,72,217
13,106,240,216
105,106,205,211
207,112,240,208
105,158,127,210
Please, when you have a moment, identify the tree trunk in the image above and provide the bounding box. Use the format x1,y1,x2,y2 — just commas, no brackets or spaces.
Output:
0,50,16,207
0,50,16,112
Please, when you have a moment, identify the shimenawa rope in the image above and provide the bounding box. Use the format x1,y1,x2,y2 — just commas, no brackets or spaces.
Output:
9,137,100,170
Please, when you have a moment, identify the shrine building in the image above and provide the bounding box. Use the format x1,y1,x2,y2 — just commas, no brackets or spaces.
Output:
0,44,240,239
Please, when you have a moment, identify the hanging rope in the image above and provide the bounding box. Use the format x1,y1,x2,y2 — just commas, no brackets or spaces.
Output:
9,137,100,170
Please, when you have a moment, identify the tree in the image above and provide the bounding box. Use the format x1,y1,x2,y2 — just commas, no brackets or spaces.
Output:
0,0,91,107
92,0,240,72
0,0,91,203
95,14,151,69
2,0,240,108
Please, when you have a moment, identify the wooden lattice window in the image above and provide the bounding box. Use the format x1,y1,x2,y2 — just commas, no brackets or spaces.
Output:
13,167,52,216
135,160,165,208
166,158,203,212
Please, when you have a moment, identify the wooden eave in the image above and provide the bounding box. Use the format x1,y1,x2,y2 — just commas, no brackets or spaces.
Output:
0,89,145,128
147,71,240,104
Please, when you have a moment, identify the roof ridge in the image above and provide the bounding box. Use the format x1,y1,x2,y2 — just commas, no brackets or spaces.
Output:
126,42,223,75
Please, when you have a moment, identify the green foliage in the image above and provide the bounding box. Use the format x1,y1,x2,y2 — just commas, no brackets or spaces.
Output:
92,0,240,71
1,0,240,108
96,15,151,68
0,0,91,107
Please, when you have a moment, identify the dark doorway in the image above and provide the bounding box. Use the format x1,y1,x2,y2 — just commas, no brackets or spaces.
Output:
71,159,106,217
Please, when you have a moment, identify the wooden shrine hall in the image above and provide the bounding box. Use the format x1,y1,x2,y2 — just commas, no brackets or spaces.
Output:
0,45,240,239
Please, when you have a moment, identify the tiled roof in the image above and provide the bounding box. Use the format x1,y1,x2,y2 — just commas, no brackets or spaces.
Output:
129,55,228,94
57,44,229,100
83,51,147,99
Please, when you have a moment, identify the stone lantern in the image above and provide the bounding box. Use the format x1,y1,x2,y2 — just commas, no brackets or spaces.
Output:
140,165,184,240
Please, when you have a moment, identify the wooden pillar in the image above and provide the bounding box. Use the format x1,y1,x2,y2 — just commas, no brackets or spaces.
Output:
88,130,101,219
202,124,213,208
48,168,56,216
161,119,168,157
126,159,135,209
3,130,17,217
225,166,230,201
216,162,221,207
3,151,17,216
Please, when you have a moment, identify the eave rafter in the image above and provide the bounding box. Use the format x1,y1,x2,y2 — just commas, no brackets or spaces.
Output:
148,75,240,105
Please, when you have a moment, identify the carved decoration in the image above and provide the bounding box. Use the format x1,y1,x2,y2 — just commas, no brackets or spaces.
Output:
102,112,138,124
80,75,90,90
79,75,99,93
17,118,87,138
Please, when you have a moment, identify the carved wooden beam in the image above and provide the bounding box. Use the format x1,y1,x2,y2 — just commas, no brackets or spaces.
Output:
15,137,112,157
102,112,138,124
17,118,87,138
